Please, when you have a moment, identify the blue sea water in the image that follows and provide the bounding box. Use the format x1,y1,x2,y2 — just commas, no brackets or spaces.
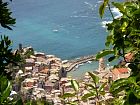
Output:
1,0,121,77
68,61,99,79
2,0,113,59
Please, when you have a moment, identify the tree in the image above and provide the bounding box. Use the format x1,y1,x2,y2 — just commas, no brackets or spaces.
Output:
0,0,22,104
0,0,15,30
97,0,140,104
0,0,20,80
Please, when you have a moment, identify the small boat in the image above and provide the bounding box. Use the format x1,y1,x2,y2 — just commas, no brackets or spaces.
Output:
53,29,58,32
75,65,79,69
87,61,92,63
79,63,84,66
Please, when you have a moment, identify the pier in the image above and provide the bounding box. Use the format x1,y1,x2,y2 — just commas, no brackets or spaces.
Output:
65,55,97,72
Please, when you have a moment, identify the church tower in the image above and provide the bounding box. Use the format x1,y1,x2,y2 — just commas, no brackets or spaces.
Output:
98,58,105,71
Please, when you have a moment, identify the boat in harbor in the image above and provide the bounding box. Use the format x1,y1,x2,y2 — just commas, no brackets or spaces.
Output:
79,63,84,66
87,61,92,63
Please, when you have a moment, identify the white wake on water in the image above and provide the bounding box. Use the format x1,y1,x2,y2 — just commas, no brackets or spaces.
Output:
101,7,122,28
101,21,112,28
111,7,123,19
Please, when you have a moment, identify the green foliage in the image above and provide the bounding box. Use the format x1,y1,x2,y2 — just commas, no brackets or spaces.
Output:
15,98,23,105
0,0,21,79
99,0,109,18
88,72,99,84
0,0,16,30
110,78,129,95
0,0,24,105
81,72,107,102
25,99,54,105
60,79,80,105
110,96,124,105
61,73,107,104
110,76,140,104
96,50,115,60
98,0,140,104
0,35,21,79
71,79,79,92
81,92,95,101
0,75,11,104
0,75,23,105
60,93,76,99
23,48,34,59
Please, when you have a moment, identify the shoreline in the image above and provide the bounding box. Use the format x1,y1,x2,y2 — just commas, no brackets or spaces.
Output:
67,61,99,79
19,45,99,78
62,54,97,72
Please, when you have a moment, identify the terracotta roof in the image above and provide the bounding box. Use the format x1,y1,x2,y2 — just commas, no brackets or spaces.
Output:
112,68,121,75
111,67,130,80
117,68,128,73
40,68,49,73
112,68,128,74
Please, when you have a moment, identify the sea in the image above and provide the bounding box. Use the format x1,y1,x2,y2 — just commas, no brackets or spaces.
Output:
1,0,122,78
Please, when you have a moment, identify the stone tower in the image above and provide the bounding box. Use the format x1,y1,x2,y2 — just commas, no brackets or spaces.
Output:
98,58,105,71
19,43,22,51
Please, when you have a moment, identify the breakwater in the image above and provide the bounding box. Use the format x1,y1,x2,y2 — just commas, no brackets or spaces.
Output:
65,55,97,72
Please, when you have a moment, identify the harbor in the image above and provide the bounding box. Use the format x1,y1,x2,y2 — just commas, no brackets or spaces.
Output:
11,46,131,104
63,55,97,72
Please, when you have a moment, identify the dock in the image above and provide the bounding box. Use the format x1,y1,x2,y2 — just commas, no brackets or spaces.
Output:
64,55,97,72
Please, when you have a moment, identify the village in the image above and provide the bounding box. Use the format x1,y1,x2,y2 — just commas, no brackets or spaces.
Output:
11,45,132,105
